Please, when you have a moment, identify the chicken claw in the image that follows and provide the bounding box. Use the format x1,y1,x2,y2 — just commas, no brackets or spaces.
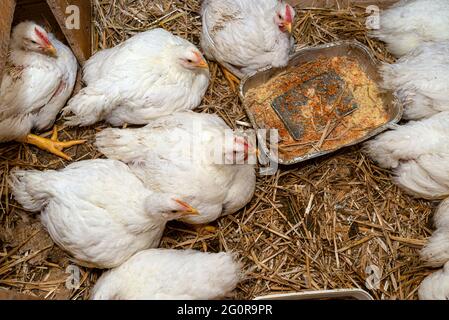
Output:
221,66,240,93
23,126,85,161
192,224,217,235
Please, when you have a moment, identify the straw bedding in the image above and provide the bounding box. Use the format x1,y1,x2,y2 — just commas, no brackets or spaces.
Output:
0,0,437,299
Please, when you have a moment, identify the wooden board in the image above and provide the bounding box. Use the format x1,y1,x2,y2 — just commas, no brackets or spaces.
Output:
0,0,91,90
6,0,91,65
0,0,16,88
14,0,67,43
47,0,92,65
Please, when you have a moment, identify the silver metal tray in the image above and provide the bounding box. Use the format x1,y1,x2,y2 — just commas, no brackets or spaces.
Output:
239,40,402,165
253,288,374,300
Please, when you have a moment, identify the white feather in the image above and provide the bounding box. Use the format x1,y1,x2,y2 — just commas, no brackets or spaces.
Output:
421,227,449,268
9,159,198,268
95,112,256,225
394,159,449,200
419,262,449,300
0,22,77,142
364,112,449,199
90,249,242,300
420,199,449,268
380,42,449,120
371,0,449,57
364,112,449,169
63,28,210,127
433,198,449,230
200,0,295,78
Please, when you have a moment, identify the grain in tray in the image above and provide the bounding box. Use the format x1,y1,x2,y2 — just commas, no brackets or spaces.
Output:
245,55,388,161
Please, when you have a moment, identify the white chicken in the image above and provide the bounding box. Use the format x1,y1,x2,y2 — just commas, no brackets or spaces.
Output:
63,28,210,127
90,249,242,300
371,0,449,57
380,42,449,120
9,159,199,268
421,198,449,267
364,111,449,200
95,112,256,230
419,262,449,300
200,0,295,91
0,21,83,160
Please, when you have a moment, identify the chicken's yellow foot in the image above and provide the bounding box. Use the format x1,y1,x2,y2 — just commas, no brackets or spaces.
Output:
23,126,85,161
192,224,217,235
220,66,240,93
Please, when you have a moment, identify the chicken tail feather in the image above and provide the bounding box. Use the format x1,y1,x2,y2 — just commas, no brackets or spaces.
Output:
9,169,50,212
95,128,142,163
421,229,449,268
63,85,118,127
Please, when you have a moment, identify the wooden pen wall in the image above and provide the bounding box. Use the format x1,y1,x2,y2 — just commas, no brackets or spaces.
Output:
0,0,91,87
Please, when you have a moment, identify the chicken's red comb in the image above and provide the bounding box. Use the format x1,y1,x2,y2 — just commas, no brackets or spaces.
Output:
234,136,250,151
285,5,293,23
193,51,203,61
34,27,51,46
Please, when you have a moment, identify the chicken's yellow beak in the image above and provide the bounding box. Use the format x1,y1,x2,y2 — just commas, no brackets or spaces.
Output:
174,199,200,216
286,22,292,34
45,45,58,58
196,58,209,69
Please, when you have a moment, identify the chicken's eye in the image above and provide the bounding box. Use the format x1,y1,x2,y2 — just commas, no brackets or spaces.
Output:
186,59,193,63
31,40,38,44
170,210,178,214
278,14,282,19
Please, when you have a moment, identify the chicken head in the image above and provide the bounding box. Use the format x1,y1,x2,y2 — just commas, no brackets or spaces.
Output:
222,134,257,165
145,194,200,221
177,47,209,70
274,1,296,34
11,21,57,58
